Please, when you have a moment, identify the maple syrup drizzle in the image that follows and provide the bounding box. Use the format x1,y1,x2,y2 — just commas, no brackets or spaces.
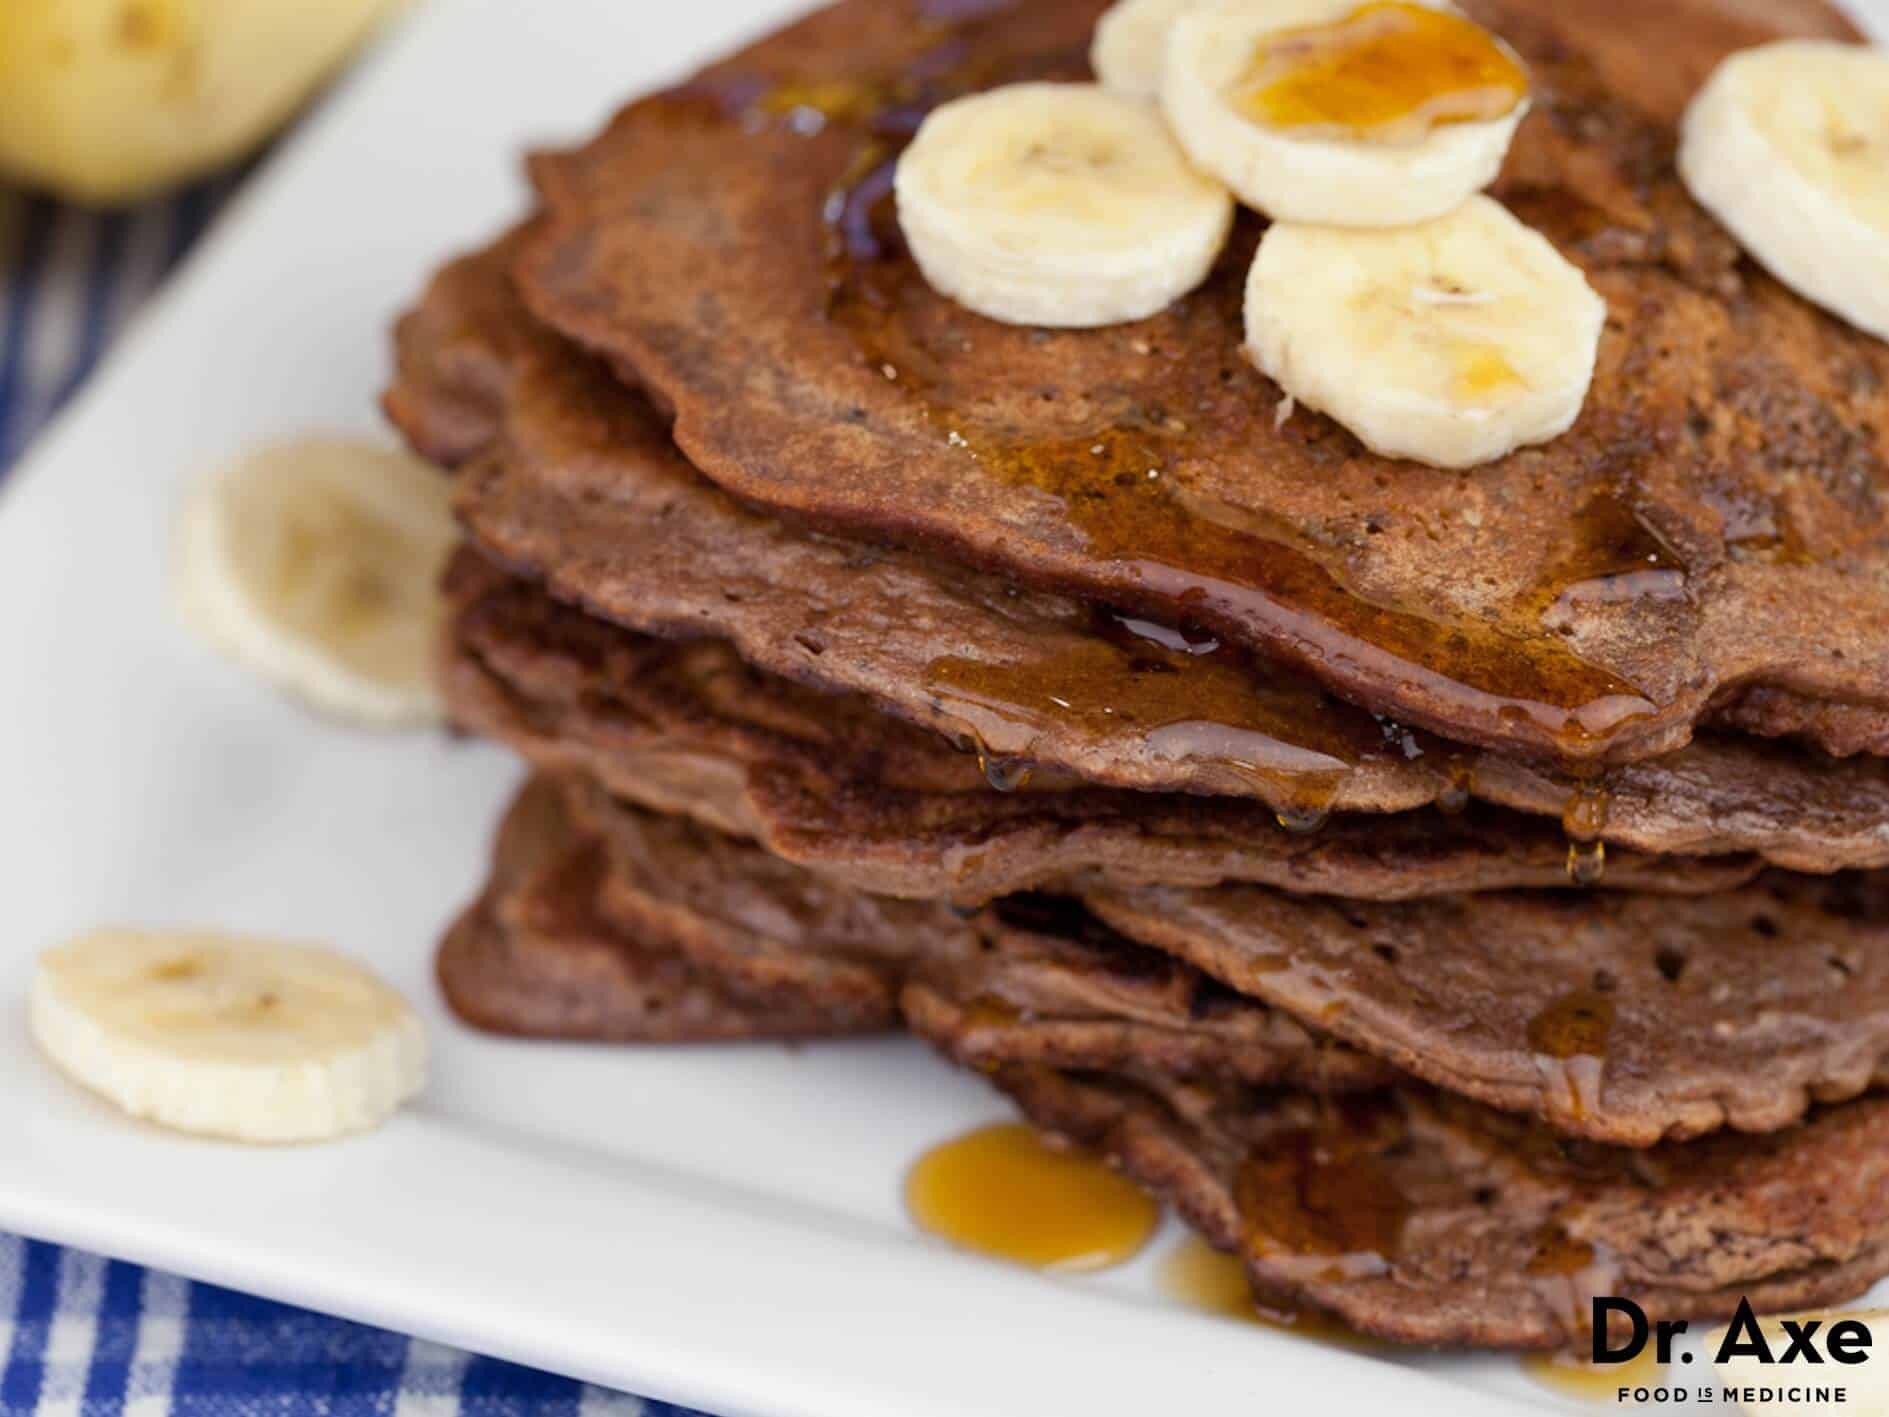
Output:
904,1122,1160,1271
758,79,889,129
977,751,1036,793
1527,991,1615,1124
1157,1236,1382,1348
983,426,1660,744
926,623,1393,818
1561,779,1612,886
1529,991,1614,1059
1525,1224,1599,1280
1523,1346,1665,1403
1234,1103,1412,1283
831,253,1669,758
962,993,1025,1031
1524,1223,1626,1343
1436,754,1475,814
1233,2,1527,145
1544,493,1687,614
1453,346,1527,402
1700,478,1818,566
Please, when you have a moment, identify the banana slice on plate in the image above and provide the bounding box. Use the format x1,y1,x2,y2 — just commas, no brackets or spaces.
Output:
1092,0,1204,100
174,437,456,727
31,928,426,1144
1163,0,1529,226
1245,195,1606,469
895,82,1233,328
1680,41,1889,342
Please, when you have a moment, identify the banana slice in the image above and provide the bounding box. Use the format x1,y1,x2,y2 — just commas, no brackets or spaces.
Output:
1162,0,1529,227
895,82,1233,328
174,437,455,727
1092,0,1204,100
1680,41,1889,342
31,928,426,1144
1245,195,1606,469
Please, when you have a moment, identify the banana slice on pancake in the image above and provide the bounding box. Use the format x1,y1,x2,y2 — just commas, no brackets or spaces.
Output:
1092,0,1204,100
174,437,456,727
1162,0,1529,226
895,82,1233,328
1680,41,1889,342
32,928,426,1143
1245,195,1606,469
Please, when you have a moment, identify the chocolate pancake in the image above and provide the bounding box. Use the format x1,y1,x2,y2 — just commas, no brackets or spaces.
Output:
447,773,1398,1081
1089,872,1889,1146
534,733,1889,1147
971,1063,1889,1350
472,755,1889,1146
440,775,891,1040
392,233,1889,874
520,0,1889,767
902,894,1395,1092
446,549,1763,901
907,921,1889,1345
445,772,1029,1039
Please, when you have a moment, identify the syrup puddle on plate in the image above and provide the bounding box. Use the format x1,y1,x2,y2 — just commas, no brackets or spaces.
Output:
1523,1346,1665,1403
1157,1235,1383,1349
904,1122,1159,1272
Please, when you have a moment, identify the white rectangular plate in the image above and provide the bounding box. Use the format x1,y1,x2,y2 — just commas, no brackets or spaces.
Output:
4,3,1885,1414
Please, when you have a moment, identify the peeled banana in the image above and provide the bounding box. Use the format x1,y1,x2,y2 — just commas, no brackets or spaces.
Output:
0,0,403,206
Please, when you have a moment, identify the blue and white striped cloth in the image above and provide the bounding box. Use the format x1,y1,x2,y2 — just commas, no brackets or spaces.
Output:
0,186,715,1417
0,183,230,473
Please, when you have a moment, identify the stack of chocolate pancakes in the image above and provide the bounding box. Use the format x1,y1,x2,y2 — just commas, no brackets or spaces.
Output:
386,0,1889,1350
